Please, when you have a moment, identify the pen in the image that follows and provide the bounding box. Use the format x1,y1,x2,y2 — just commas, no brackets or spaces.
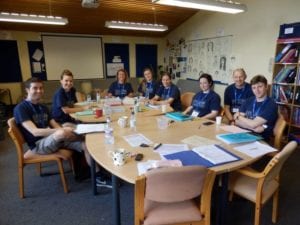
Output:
153,143,162,150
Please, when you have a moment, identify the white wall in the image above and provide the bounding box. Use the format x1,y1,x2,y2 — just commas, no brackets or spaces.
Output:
167,0,300,101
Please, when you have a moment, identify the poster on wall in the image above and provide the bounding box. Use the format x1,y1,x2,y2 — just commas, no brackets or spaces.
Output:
27,41,47,80
165,35,234,85
107,63,124,77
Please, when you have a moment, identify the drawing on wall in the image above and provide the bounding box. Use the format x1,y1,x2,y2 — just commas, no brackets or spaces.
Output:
165,35,234,85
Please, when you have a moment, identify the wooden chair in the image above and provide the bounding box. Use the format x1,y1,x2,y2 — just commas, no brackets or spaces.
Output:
135,166,216,225
180,92,195,111
229,141,298,225
272,114,287,149
7,118,74,198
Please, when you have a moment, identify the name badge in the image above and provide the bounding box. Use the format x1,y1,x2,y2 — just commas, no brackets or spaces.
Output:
232,108,239,113
191,110,199,117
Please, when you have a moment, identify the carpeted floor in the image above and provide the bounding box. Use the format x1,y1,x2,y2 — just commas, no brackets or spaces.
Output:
0,128,299,225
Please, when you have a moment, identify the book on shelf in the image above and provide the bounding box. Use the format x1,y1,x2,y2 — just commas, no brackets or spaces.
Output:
292,108,300,125
279,48,297,63
273,66,296,83
279,86,288,103
216,132,263,144
165,112,193,121
275,43,293,62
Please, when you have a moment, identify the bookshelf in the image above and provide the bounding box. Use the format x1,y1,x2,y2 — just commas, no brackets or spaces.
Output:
272,37,300,139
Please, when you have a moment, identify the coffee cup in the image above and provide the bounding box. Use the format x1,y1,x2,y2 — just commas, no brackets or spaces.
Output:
109,148,129,166
216,116,222,125
118,116,128,128
95,108,103,118
161,104,167,113
156,117,169,129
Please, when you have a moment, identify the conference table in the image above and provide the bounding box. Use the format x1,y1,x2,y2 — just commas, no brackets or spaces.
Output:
85,110,264,225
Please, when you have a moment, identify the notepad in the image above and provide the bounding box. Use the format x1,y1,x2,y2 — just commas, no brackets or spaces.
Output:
216,132,263,144
74,124,105,134
165,112,193,121
75,110,94,116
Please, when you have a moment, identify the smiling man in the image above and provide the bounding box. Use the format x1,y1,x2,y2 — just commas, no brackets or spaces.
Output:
52,69,89,124
234,75,278,140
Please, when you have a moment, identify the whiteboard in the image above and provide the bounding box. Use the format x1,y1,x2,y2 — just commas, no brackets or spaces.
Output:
42,35,104,80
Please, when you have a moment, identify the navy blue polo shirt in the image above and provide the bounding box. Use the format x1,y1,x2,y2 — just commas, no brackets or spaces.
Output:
108,81,134,98
138,80,158,99
155,84,182,111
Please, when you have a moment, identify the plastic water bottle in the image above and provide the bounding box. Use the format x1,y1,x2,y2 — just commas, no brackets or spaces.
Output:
96,91,101,103
104,117,114,144
130,109,136,131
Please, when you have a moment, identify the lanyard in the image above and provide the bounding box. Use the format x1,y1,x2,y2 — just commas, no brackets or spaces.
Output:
162,86,171,99
118,83,125,97
25,100,47,128
234,87,245,101
252,98,268,117
198,92,209,102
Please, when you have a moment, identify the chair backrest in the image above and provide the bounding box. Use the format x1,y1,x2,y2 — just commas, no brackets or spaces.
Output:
145,166,207,203
180,92,195,110
263,141,297,183
7,117,25,164
273,114,287,149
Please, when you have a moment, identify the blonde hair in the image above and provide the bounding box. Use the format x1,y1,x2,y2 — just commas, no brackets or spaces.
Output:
233,68,247,78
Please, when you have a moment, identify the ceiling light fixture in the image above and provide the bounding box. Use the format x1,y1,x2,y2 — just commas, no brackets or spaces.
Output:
105,21,168,32
152,0,247,14
0,12,68,25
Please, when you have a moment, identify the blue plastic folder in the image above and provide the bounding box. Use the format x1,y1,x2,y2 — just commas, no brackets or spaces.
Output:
216,132,263,144
164,146,241,168
165,112,193,121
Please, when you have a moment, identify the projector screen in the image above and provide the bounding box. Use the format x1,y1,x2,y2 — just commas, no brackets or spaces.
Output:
42,35,104,80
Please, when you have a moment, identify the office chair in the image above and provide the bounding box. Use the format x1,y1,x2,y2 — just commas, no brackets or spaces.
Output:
229,141,298,225
7,118,74,198
180,92,195,111
135,166,216,225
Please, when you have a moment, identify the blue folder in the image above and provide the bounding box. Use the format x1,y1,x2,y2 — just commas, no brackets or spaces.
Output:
164,146,241,168
165,112,193,121
216,132,263,144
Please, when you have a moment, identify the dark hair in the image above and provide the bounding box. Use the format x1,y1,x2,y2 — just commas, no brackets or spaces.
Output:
199,73,214,87
116,69,129,82
143,67,153,75
60,69,73,80
161,71,172,80
24,77,43,89
250,75,268,86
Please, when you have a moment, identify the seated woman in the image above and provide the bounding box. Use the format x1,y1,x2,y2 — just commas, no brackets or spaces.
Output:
224,68,254,124
107,69,134,98
52,69,90,124
137,67,159,99
150,72,181,111
183,73,220,119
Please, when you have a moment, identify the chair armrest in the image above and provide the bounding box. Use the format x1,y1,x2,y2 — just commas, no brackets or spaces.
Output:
236,167,264,179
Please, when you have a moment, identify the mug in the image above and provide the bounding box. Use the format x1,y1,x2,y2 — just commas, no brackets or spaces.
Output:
118,116,128,128
109,148,129,166
95,108,103,118
216,116,222,125
161,104,167,113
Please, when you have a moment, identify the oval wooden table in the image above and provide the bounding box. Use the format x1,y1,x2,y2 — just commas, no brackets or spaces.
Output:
86,117,263,225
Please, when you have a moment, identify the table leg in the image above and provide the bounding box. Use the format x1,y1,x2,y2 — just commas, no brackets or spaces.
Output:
216,173,229,225
112,175,121,225
91,157,97,195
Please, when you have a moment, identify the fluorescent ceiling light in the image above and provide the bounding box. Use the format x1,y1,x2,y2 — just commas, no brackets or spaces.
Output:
105,21,168,32
152,0,247,14
0,12,68,25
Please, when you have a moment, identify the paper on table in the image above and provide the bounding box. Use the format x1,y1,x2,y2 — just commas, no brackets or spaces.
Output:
181,135,221,147
220,125,250,133
146,104,161,110
155,144,189,156
192,145,239,164
74,124,106,134
137,160,182,175
234,141,278,158
123,133,153,147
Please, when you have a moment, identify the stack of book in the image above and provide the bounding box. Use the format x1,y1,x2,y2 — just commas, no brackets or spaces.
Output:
272,85,294,103
165,112,193,121
273,66,296,83
275,44,299,63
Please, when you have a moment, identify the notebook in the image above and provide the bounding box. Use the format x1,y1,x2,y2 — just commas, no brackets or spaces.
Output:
165,112,193,121
216,132,263,144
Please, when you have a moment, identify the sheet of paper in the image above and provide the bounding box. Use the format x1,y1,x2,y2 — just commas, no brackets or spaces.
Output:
156,144,189,156
234,141,278,158
146,104,161,110
192,145,238,164
123,133,153,147
181,135,221,147
137,160,183,175
74,124,106,134
220,125,250,133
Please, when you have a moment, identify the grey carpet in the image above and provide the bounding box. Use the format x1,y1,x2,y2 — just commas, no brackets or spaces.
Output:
0,128,299,225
